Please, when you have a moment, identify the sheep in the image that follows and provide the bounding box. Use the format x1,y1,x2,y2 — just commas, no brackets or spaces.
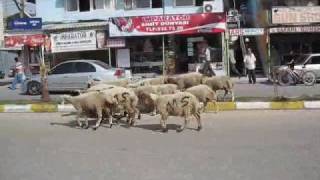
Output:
132,84,179,117
127,77,164,88
185,84,218,113
154,92,202,132
61,91,118,130
164,72,204,90
104,87,140,126
202,76,235,102
86,84,118,92
90,79,129,88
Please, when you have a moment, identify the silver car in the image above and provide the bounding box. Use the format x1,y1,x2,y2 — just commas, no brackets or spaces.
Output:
22,60,129,95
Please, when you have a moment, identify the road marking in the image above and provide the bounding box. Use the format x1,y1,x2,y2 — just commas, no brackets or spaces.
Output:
4,105,32,113
236,102,270,109
270,101,304,110
304,101,320,109
58,104,76,112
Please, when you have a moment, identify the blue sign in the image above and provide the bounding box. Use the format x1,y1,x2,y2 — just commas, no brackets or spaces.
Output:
11,18,42,30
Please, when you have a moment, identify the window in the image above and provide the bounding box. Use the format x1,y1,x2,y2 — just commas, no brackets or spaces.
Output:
310,56,320,65
51,63,74,74
66,0,78,11
136,0,150,8
152,0,162,8
75,62,96,73
105,0,113,8
175,0,194,6
79,0,90,11
93,0,105,9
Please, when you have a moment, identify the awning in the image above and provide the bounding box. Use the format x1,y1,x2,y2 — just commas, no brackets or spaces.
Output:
42,21,109,31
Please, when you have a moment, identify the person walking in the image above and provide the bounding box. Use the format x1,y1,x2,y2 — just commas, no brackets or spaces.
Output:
199,42,215,76
244,48,256,84
229,48,242,78
9,57,25,90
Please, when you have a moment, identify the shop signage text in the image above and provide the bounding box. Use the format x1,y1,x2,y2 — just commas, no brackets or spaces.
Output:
4,34,45,48
10,18,42,30
272,6,320,24
109,13,226,37
106,38,125,48
229,28,264,36
50,30,97,53
269,26,320,34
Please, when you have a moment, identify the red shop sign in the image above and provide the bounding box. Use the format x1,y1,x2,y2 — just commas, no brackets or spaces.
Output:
110,13,226,37
4,34,45,48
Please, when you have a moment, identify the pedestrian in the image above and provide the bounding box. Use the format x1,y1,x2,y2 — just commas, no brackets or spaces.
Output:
199,41,215,76
9,57,25,90
244,48,256,84
229,48,241,78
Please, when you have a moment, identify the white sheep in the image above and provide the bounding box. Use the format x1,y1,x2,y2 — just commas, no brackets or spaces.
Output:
132,84,178,117
164,72,203,90
104,87,140,126
202,76,235,102
90,79,129,88
154,92,202,132
61,91,118,130
185,84,218,113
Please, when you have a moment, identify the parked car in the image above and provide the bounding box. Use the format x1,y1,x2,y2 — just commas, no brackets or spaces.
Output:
272,53,320,85
22,60,129,95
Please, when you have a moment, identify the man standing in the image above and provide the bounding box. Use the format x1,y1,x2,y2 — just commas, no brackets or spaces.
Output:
199,41,215,76
229,47,242,78
244,48,256,84
9,57,25,90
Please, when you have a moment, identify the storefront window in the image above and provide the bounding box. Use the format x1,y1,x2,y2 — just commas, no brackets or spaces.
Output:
175,0,194,6
105,0,113,8
93,0,105,9
135,0,150,8
66,0,78,11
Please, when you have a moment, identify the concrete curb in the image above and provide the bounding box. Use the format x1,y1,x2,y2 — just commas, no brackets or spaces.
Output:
0,101,320,113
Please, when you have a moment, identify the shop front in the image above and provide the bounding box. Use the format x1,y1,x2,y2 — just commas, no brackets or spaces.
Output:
4,33,46,75
109,13,226,75
269,25,320,66
269,6,320,66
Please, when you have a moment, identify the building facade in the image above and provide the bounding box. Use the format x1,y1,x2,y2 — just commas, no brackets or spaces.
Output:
35,0,229,75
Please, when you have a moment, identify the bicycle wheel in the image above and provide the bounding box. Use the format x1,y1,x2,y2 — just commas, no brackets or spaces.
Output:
302,71,316,86
278,71,291,86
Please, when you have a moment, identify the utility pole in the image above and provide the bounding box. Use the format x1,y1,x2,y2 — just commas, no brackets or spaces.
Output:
162,0,166,76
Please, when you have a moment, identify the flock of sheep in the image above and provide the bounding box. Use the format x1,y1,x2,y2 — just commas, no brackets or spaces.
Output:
61,72,234,132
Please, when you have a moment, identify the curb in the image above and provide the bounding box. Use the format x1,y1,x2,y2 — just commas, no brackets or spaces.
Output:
0,101,320,113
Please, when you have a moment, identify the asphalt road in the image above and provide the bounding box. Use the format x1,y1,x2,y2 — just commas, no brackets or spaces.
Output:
0,110,320,180
1,78,320,102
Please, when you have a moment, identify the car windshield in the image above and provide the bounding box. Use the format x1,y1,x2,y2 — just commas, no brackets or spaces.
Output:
93,61,111,70
294,55,309,65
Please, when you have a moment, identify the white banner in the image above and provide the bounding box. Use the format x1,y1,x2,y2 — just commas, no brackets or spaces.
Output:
229,28,265,36
50,30,97,53
269,26,320,34
272,6,320,24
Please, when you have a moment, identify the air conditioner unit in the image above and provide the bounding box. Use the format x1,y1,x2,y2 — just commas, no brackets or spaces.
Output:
203,0,223,13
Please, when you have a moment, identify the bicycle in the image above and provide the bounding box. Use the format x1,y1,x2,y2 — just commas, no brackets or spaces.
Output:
278,68,316,86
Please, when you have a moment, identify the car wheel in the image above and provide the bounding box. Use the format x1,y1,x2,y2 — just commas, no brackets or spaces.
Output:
302,71,316,86
27,81,41,95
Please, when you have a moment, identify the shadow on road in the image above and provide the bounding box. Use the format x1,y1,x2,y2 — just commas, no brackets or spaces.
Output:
132,123,180,132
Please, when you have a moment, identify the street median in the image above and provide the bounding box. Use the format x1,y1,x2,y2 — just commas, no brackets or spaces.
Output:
0,101,319,113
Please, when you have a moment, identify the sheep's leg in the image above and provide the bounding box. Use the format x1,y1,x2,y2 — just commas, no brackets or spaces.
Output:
160,114,168,132
223,89,228,102
195,113,202,131
75,111,83,128
92,108,103,130
177,109,190,132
